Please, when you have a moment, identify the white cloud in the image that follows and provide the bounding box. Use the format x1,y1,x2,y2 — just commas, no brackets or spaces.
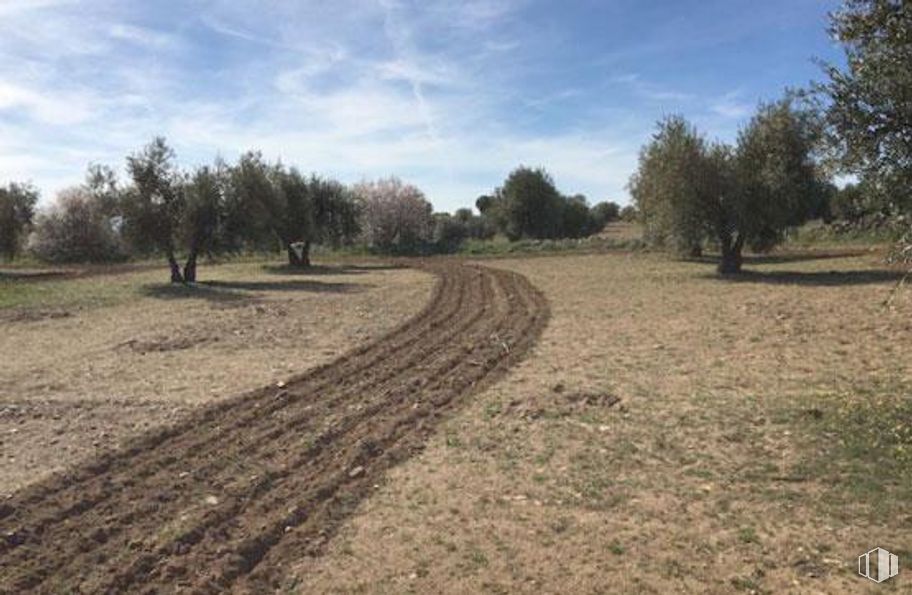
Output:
711,90,752,119
0,82,94,125
609,73,694,102
108,23,179,50
0,0,655,209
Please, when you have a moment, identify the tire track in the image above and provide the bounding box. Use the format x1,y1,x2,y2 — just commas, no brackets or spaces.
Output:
0,261,549,593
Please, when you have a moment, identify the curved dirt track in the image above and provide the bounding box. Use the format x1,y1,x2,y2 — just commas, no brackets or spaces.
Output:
0,261,549,594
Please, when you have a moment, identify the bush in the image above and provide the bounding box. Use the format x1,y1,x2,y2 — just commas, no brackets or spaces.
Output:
353,177,434,253
454,207,496,240
433,213,468,253
561,195,602,238
590,201,621,229
619,205,638,222
28,188,127,263
0,183,39,260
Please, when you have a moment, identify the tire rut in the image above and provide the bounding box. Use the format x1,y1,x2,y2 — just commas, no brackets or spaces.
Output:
0,261,549,594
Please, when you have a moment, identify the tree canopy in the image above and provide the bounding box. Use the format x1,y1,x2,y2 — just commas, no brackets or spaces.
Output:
0,183,39,260
817,0,912,213
631,99,826,273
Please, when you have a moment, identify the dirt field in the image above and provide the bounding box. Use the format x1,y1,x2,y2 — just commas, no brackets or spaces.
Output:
294,250,912,594
3,249,911,593
0,261,548,592
0,262,434,492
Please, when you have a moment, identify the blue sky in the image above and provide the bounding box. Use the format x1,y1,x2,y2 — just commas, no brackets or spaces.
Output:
0,0,842,211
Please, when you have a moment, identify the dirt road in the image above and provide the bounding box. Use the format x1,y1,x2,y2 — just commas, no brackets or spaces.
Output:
0,262,548,593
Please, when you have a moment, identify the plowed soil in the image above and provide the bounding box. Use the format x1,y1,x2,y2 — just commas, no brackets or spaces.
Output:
0,261,549,594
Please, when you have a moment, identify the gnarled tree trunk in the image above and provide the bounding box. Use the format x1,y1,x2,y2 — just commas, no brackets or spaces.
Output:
167,251,184,284
286,241,311,268
183,251,198,283
718,232,744,275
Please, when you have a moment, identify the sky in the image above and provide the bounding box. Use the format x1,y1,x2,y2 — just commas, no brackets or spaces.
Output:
0,0,844,211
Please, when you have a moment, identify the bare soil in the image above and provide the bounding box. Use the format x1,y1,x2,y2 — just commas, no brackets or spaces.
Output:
0,262,432,492
295,250,912,594
0,261,548,593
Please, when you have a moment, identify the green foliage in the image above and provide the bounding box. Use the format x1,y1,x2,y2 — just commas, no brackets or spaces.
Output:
734,98,825,249
629,116,714,257
310,176,360,248
619,204,638,222
29,188,128,263
630,99,825,273
496,166,565,240
432,213,468,253
817,0,912,213
590,201,621,229
561,194,598,239
122,137,187,279
119,141,360,278
479,167,609,241
0,182,39,260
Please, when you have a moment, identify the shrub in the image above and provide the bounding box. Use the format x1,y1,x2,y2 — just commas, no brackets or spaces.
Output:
433,213,468,253
29,188,127,263
0,183,39,260
353,177,434,253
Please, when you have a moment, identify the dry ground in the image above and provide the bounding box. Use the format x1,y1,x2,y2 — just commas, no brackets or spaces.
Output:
0,261,434,493
0,261,547,592
296,249,912,594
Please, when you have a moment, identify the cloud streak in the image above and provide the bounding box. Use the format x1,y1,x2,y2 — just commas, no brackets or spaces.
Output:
0,0,840,209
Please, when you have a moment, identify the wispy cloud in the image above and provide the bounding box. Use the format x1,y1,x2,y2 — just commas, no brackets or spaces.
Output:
609,73,694,103
711,90,752,119
108,23,179,50
0,0,838,209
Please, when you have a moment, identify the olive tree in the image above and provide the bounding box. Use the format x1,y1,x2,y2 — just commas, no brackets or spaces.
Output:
631,99,825,274
227,154,358,267
561,194,600,238
306,175,360,260
817,0,912,213
122,138,187,281
629,116,709,257
122,138,229,282
495,166,564,240
590,201,621,229
0,183,39,260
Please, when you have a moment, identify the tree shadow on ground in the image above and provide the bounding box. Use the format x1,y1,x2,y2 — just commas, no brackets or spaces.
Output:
141,283,251,303
204,279,368,293
705,269,906,287
688,249,871,267
0,270,72,282
261,263,405,276
141,279,367,303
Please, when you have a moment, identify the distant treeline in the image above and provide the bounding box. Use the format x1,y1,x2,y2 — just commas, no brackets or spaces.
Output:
0,138,624,281
3,2,910,278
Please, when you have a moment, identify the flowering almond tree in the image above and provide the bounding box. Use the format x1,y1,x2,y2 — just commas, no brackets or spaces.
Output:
353,177,434,252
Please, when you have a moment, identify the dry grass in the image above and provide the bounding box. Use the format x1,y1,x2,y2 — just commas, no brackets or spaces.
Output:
0,261,434,493
294,249,912,594
596,220,643,242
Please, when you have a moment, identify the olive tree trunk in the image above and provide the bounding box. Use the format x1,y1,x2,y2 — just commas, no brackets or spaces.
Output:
167,251,184,284
183,250,198,283
286,241,311,268
718,233,745,275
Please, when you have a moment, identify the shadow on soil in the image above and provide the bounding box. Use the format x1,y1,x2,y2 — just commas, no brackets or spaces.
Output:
261,263,406,276
141,279,367,302
707,269,906,286
0,270,72,282
688,249,871,267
